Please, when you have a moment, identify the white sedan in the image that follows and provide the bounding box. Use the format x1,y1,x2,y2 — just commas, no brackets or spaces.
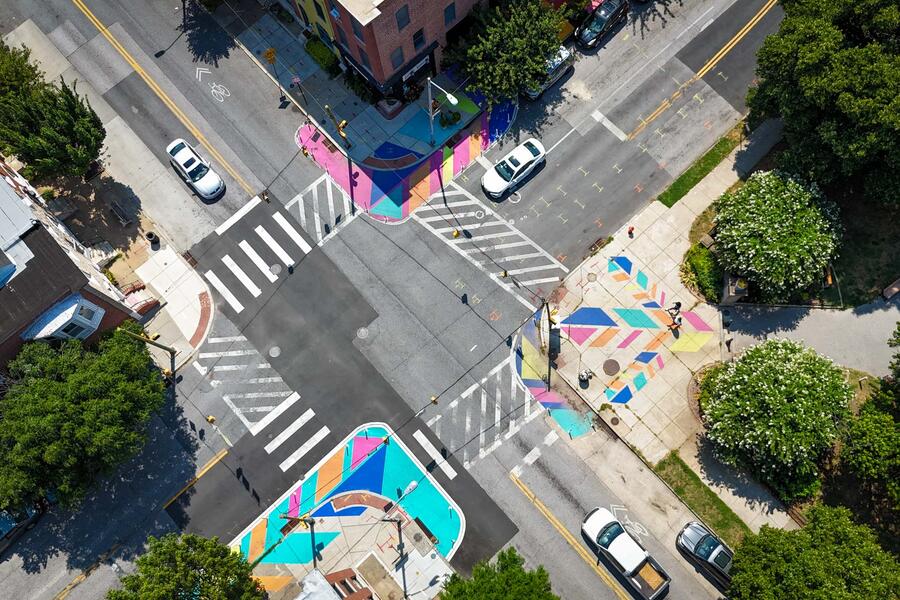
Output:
166,138,225,200
481,138,545,199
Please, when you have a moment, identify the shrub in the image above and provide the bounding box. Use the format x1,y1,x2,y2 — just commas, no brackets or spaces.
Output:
713,171,840,302
343,70,377,103
700,339,851,501
682,244,722,302
304,37,340,76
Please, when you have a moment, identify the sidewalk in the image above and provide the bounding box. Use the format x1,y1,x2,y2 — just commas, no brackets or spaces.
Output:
5,20,215,369
542,119,796,533
207,0,517,222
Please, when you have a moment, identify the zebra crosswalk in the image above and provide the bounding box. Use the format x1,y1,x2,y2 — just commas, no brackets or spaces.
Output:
193,335,331,473
285,174,358,245
424,353,543,470
412,182,568,310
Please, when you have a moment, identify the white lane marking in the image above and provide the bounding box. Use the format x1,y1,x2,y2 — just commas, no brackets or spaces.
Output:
279,426,330,471
547,127,577,155
287,173,328,208
198,349,256,358
325,181,336,230
469,344,478,352
421,199,480,211
239,240,278,283
255,225,293,266
264,407,315,453
311,185,323,241
519,276,563,286
510,464,523,477
700,17,715,32
413,429,457,480
251,391,301,435
492,251,544,263
470,240,530,252
222,255,261,297
523,447,541,465
273,212,313,254
418,212,480,223
493,374,502,442
463,404,472,465
204,270,244,313
591,110,628,142
242,405,277,413
291,191,308,229
458,231,521,243
433,221,507,234
215,196,261,235
192,361,207,375
475,155,493,170
479,388,488,457
678,4,717,39
341,188,352,220
208,336,246,343
506,264,560,276
227,391,293,399
212,363,271,371
223,395,254,430
426,414,442,427
544,430,559,447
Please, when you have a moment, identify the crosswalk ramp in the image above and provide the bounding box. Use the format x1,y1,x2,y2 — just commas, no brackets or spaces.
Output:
202,197,313,315
423,354,543,470
412,182,568,310
193,335,331,472
285,173,358,246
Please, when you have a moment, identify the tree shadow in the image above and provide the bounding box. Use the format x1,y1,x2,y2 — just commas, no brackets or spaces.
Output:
721,303,810,339
180,0,237,67
629,0,685,41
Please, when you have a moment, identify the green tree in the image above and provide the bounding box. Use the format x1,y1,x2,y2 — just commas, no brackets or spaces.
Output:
700,339,851,501
0,40,45,100
107,534,265,600
747,0,900,205
0,322,165,509
440,547,558,600
729,505,900,600
0,78,106,178
713,171,840,302
443,0,565,106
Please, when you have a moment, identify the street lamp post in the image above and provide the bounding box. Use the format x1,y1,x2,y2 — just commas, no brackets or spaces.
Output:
427,77,459,147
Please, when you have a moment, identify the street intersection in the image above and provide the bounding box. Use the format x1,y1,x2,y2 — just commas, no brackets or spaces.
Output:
0,0,782,597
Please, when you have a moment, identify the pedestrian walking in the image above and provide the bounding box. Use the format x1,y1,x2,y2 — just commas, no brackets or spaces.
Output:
627,226,635,238
668,316,683,331
667,301,682,317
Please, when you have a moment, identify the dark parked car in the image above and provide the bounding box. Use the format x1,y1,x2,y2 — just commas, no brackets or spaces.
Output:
575,0,630,49
676,521,734,587
0,502,46,558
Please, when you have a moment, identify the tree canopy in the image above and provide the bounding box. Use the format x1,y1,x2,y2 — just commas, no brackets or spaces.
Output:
729,505,900,600
700,339,851,501
0,322,165,509
443,0,566,106
713,171,840,302
107,534,265,600
0,40,44,100
440,547,559,600
747,0,900,205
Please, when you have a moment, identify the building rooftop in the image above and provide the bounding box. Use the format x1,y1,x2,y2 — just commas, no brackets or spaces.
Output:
340,0,384,26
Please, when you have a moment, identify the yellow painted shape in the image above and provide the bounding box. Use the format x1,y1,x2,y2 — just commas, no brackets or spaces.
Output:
669,332,713,353
316,446,346,502
441,153,454,182
469,133,483,159
520,340,545,382
248,519,268,563
590,327,619,348
256,575,295,592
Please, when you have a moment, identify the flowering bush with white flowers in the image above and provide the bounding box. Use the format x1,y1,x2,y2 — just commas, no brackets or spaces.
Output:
713,171,840,302
700,339,851,501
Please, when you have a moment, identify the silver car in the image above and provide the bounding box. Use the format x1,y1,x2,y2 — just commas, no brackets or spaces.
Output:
166,138,225,200
676,521,733,587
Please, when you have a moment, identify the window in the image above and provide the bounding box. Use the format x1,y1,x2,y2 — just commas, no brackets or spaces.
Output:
390,46,404,70
297,5,310,26
351,17,364,41
328,0,340,19
597,522,624,549
313,1,325,21
413,28,425,50
337,26,349,47
444,2,456,26
61,322,87,339
77,304,97,321
395,5,410,30
358,47,371,70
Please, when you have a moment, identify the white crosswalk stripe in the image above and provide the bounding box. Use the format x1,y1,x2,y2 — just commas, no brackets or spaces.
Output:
255,224,293,266
222,255,261,297
279,426,330,472
239,240,278,283
204,271,244,313
285,174,359,245
412,182,567,310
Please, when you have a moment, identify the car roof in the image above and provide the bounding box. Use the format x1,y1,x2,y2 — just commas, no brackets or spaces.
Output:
547,45,572,70
607,528,646,573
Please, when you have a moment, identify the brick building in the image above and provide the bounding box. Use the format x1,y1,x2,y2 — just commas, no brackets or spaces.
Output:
323,0,482,96
0,159,136,366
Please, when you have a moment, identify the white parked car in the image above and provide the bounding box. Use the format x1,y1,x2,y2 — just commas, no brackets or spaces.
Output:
166,138,225,200
481,138,546,199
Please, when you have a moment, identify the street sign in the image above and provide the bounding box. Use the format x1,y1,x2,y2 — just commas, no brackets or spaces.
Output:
263,47,277,64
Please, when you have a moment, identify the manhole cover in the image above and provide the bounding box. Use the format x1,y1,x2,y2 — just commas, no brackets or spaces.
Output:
357,327,369,339
603,359,620,376
610,417,620,426
587,272,597,282
269,346,281,358
270,263,282,275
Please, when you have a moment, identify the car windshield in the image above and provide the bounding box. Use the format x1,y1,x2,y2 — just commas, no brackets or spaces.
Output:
583,6,613,35
695,534,720,560
188,163,210,182
597,522,625,548
524,141,541,157
495,161,515,182
168,142,186,156
712,547,733,570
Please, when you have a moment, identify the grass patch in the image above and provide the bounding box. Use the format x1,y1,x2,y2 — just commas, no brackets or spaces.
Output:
689,204,716,245
681,244,722,303
305,37,341,76
655,452,752,549
656,122,744,208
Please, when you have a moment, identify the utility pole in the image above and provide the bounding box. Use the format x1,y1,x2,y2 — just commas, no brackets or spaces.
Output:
381,517,408,599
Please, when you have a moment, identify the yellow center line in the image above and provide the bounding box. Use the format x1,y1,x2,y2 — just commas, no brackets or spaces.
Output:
70,0,256,196
628,0,778,140
163,447,229,509
509,473,632,600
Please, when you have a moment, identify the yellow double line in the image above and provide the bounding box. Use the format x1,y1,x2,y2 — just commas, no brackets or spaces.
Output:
70,0,255,196
628,0,778,139
510,474,632,600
